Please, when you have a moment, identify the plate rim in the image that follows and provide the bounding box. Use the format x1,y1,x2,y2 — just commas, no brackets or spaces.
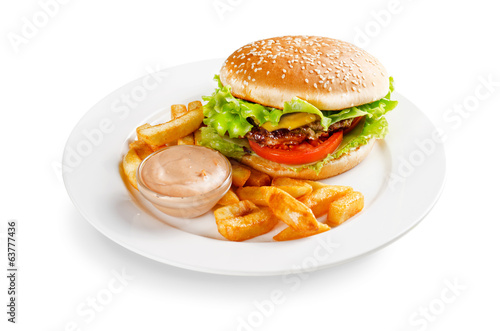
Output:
63,59,446,276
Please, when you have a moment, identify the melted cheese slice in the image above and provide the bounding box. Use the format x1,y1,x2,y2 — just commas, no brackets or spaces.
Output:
261,113,319,131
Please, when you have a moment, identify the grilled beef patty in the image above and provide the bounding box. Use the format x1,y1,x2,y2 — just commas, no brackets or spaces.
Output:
246,118,354,147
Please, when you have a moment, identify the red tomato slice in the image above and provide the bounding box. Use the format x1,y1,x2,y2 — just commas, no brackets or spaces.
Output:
248,131,343,165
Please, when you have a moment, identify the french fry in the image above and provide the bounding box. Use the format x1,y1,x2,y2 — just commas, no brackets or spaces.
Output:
303,180,330,190
230,160,251,187
214,201,279,241
273,222,330,241
172,103,196,145
194,128,202,145
272,177,313,189
300,185,353,217
245,168,271,187
268,189,319,232
137,123,152,131
217,188,240,206
151,144,168,151
122,148,142,189
171,104,187,119
272,177,313,198
129,139,154,160
275,185,312,199
137,108,204,147
274,177,329,191
327,191,364,227
188,100,202,111
235,186,278,206
178,134,194,145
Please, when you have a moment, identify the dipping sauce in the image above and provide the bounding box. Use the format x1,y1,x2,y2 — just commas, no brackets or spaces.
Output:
136,145,232,218
141,146,229,197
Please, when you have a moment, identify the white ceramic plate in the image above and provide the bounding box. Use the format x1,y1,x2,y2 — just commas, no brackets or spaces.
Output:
63,59,446,276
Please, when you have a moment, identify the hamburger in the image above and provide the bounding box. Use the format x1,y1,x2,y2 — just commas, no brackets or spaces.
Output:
199,35,397,180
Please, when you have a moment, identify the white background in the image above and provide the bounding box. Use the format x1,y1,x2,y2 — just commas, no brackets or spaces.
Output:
1,0,499,330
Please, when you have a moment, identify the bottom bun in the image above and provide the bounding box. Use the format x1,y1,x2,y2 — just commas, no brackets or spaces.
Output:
240,138,376,180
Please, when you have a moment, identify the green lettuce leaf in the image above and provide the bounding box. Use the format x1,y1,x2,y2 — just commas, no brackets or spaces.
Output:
201,75,398,172
203,75,396,139
202,76,281,138
282,98,333,129
198,126,246,160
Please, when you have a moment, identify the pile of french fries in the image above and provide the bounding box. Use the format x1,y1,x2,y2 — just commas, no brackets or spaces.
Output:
122,101,204,189
122,101,365,242
215,160,364,241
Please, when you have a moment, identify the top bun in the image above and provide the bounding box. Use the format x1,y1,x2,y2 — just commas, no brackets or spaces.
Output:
220,35,389,110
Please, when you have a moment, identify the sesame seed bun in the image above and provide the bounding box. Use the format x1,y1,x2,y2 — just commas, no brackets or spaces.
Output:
240,138,376,180
220,35,389,110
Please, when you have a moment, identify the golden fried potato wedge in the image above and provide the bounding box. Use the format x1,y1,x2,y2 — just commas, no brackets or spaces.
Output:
216,187,240,206
303,180,330,190
177,133,194,145
327,191,364,227
230,159,270,187
171,104,187,119
188,100,202,111
136,123,152,131
300,185,353,217
245,168,271,187
122,148,142,189
236,186,279,206
272,177,309,187
273,185,312,199
272,177,314,198
215,200,256,219
172,104,193,146
194,128,202,146
151,144,169,151
214,201,279,241
137,108,204,147
129,139,154,160
273,222,330,241
268,189,318,232
230,160,251,187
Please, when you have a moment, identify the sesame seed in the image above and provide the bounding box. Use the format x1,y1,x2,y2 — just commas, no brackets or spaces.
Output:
282,74,285,79
305,78,309,83
267,71,270,75
283,69,286,73
314,83,318,88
